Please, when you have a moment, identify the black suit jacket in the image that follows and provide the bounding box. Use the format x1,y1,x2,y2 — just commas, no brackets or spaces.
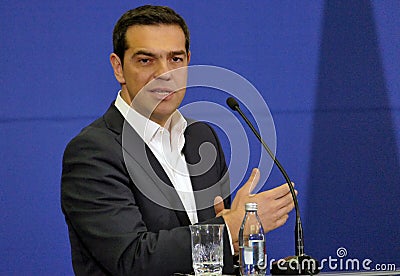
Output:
61,104,234,275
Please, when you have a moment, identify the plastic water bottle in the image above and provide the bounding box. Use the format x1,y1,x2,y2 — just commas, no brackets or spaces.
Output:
239,202,266,275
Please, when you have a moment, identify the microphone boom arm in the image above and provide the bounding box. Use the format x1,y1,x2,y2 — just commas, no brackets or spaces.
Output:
229,100,304,257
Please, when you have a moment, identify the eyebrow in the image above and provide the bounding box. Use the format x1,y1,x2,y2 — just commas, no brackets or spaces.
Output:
133,50,156,58
169,50,187,56
132,49,187,58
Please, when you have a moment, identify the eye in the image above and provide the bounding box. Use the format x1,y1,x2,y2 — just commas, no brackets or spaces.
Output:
171,56,184,63
139,58,150,64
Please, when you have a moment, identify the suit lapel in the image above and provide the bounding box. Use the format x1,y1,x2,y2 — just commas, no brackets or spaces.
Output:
103,105,190,225
183,123,216,222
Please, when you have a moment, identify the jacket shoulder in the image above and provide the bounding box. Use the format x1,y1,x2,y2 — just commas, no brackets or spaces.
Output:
63,105,123,159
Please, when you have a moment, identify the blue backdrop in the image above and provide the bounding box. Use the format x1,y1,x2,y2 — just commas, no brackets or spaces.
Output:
1,1,399,274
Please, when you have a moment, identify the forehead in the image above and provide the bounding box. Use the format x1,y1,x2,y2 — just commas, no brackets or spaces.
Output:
125,24,186,52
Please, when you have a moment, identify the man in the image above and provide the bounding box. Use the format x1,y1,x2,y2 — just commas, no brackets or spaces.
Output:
61,5,295,275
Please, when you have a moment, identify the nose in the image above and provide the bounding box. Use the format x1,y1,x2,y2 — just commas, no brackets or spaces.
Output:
153,60,172,80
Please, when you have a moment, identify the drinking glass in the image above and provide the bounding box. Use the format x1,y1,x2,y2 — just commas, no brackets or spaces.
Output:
189,224,224,276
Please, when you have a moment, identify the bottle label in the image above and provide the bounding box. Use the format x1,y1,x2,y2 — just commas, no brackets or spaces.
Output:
244,246,253,264
249,240,266,268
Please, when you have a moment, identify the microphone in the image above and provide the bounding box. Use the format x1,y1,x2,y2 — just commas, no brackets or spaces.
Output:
226,97,319,275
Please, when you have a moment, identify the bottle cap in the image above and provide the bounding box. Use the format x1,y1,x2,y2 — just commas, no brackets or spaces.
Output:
245,202,258,211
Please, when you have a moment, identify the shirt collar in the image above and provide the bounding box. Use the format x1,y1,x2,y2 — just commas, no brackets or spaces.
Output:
114,90,187,149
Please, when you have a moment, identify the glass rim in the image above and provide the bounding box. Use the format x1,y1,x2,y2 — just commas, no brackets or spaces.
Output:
189,224,225,228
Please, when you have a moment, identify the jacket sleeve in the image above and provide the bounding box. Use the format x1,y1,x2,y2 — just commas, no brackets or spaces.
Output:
208,122,231,210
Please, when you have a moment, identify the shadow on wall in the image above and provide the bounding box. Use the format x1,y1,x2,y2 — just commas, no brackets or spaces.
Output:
305,0,400,268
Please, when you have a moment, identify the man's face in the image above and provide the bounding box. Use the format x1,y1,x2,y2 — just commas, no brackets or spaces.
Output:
111,24,190,126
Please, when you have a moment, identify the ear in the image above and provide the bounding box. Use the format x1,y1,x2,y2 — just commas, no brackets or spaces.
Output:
187,51,191,65
110,53,126,84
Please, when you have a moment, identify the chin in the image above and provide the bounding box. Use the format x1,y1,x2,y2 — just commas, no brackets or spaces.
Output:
153,109,175,119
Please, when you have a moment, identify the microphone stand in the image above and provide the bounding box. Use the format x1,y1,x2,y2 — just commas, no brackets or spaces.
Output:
227,97,319,275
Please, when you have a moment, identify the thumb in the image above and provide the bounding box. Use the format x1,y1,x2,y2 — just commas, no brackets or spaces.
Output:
241,168,260,195
214,196,225,216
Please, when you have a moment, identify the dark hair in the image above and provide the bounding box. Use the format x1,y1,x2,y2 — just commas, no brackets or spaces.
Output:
112,5,190,66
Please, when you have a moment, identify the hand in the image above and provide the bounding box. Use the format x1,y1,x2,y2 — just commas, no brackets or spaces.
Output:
215,168,296,253
213,196,227,217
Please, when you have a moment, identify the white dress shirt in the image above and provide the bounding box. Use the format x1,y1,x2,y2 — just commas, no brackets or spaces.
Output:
114,91,198,224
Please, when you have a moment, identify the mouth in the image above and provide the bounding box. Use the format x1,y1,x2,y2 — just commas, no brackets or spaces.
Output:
149,88,175,100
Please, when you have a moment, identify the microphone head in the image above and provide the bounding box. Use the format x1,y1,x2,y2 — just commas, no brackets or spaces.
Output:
226,97,239,110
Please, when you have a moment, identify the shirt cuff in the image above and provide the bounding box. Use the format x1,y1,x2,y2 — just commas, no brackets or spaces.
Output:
225,222,235,255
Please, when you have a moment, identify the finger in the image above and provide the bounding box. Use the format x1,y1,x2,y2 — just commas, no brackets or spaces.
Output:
275,214,290,229
272,183,297,199
275,192,296,209
240,168,260,195
263,213,290,233
277,200,295,216
216,209,230,217
260,183,290,201
214,196,225,216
